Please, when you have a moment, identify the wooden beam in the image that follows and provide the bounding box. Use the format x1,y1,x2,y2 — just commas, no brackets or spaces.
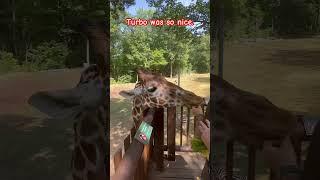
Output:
167,107,176,161
218,1,224,78
186,108,191,142
153,108,164,171
112,109,155,180
86,38,90,65
226,141,234,180
180,106,183,146
248,145,256,180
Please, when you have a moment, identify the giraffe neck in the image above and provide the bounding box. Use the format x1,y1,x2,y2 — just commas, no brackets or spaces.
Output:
71,107,107,180
132,95,151,127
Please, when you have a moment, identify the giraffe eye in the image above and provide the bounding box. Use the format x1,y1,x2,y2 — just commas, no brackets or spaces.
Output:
147,87,157,92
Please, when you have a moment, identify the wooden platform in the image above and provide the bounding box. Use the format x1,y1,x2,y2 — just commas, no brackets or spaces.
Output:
149,152,206,180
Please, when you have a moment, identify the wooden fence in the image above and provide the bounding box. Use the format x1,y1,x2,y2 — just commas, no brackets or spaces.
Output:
112,104,318,180
111,105,205,179
224,113,318,180
112,108,156,180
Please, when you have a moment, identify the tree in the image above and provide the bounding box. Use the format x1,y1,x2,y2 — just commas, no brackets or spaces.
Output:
189,34,209,73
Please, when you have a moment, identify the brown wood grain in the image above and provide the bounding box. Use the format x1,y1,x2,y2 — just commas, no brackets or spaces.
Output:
167,107,176,161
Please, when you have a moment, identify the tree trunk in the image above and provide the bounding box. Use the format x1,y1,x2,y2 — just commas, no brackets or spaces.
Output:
11,0,17,55
255,17,257,42
25,41,28,63
86,38,90,64
317,6,320,32
170,60,173,78
177,67,180,86
218,3,224,78
271,17,274,34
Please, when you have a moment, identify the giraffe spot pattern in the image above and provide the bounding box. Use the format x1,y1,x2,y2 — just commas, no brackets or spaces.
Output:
158,99,166,105
80,116,99,137
150,97,157,103
80,141,97,166
74,146,85,170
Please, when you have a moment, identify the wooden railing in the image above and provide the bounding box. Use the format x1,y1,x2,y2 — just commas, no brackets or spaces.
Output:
112,102,318,180
111,105,207,179
112,108,156,180
224,113,319,180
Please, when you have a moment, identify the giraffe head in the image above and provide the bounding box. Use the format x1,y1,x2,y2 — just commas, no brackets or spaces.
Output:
120,69,205,109
28,65,107,180
28,64,106,121
28,20,108,180
120,69,205,127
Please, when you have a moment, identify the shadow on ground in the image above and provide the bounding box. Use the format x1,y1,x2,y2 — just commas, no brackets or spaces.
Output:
263,49,320,67
0,114,73,180
110,98,133,156
194,76,210,83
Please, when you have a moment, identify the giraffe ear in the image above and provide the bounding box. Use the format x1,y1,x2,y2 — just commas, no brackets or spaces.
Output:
137,69,154,81
119,90,135,99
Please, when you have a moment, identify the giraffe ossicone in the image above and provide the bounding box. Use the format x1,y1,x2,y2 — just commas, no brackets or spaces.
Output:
119,69,206,127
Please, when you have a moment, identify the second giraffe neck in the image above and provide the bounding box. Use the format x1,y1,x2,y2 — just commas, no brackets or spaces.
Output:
72,107,107,180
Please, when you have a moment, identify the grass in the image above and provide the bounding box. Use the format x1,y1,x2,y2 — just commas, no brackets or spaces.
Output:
191,138,209,159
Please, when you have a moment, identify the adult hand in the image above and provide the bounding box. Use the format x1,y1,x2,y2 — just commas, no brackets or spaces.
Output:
192,106,203,116
198,119,210,151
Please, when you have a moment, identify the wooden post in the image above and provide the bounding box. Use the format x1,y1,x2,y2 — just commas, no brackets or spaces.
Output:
180,106,183,146
226,141,234,180
210,0,220,178
218,2,224,78
248,145,256,180
113,109,155,180
167,107,176,161
86,38,90,64
153,108,164,171
134,157,143,180
143,144,151,178
186,108,190,142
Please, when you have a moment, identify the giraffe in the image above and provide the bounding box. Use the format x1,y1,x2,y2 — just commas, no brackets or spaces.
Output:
119,69,206,128
28,20,109,180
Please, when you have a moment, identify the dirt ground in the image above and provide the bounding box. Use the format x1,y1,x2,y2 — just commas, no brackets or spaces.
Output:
0,37,319,179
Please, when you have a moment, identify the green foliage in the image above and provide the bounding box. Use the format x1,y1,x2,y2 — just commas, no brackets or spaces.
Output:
26,41,69,71
0,51,19,74
148,49,168,70
117,74,133,83
110,2,211,80
0,0,137,72
189,35,210,73
191,138,209,158
220,0,320,39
